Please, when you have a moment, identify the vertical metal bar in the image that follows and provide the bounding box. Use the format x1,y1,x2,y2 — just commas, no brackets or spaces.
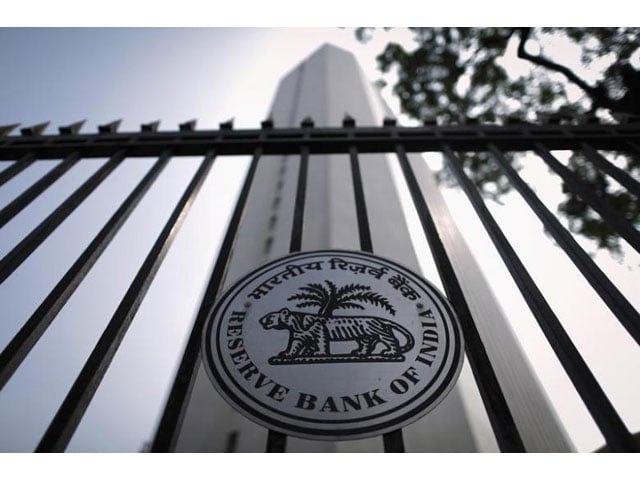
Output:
265,147,310,453
0,152,172,389
0,151,126,285
266,430,287,453
36,152,217,452
580,143,640,197
383,429,406,453
395,144,526,452
0,153,36,187
535,143,640,254
489,144,640,345
0,153,80,229
349,145,406,453
349,146,374,253
150,150,262,452
289,147,309,253
444,145,636,452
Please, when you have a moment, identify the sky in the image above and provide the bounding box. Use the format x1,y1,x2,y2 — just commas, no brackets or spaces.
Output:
0,25,638,457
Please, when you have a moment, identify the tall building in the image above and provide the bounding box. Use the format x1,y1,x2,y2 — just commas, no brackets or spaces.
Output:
172,44,572,452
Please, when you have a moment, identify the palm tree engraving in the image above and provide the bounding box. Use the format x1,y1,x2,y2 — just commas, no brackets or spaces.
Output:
259,281,414,364
287,281,396,317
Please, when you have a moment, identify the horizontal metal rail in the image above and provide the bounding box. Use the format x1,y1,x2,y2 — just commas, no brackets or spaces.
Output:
0,123,639,159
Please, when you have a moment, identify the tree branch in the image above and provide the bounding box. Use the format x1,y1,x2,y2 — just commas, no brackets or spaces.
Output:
516,28,615,111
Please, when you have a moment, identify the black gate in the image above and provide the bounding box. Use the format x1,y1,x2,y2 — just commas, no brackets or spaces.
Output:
0,116,638,452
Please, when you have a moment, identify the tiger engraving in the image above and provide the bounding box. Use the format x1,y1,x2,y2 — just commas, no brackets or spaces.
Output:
259,307,415,362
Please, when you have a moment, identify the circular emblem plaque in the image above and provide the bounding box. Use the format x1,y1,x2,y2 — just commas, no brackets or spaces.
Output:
202,250,464,440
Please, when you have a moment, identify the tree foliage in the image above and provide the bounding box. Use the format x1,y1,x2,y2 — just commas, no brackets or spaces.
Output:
357,27,640,255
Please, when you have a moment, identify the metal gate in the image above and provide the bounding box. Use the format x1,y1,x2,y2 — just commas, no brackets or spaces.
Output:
0,116,638,452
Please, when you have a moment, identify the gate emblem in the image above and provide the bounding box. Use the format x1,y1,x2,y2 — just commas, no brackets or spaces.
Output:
202,250,464,441
260,281,414,364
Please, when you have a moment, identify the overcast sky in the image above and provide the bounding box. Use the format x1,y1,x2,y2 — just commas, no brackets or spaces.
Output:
0,27,638,454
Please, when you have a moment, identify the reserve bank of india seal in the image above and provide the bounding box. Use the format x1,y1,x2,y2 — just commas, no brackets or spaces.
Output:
202,250,464,440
